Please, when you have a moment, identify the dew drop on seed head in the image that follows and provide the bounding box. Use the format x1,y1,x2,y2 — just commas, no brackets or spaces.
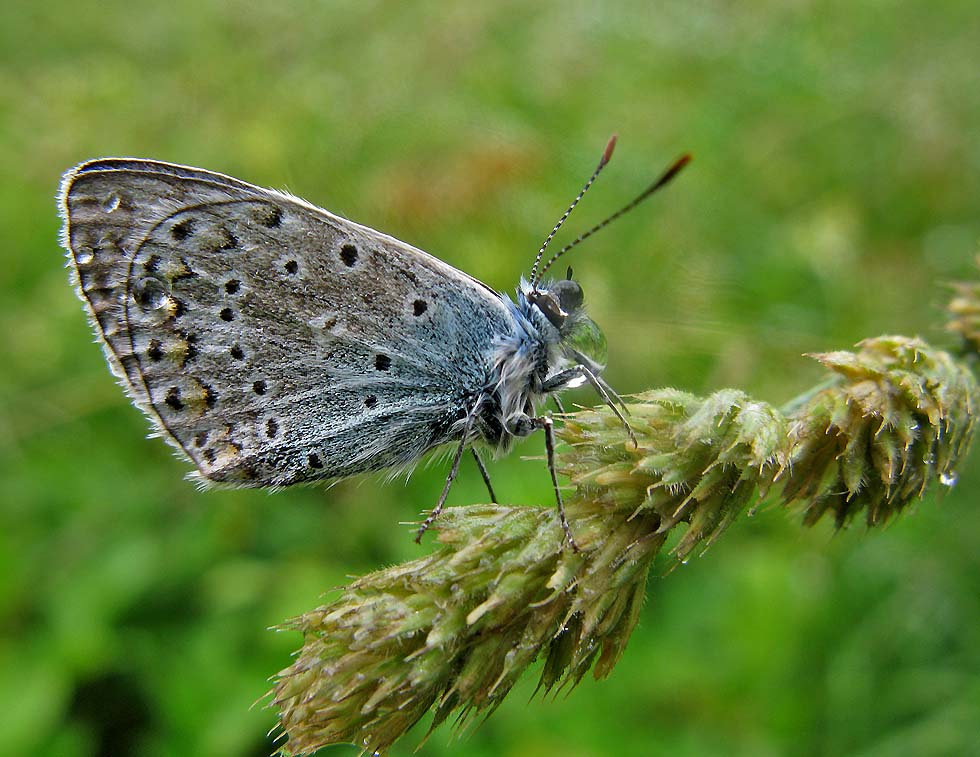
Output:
939,471,958,487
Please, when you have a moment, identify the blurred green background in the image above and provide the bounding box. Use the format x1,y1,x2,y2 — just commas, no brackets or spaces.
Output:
2,1,980,755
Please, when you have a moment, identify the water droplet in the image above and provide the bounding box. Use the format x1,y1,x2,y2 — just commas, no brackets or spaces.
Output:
75,245,95,265
102,192,121,213
939,471,958,487
132,276,170,310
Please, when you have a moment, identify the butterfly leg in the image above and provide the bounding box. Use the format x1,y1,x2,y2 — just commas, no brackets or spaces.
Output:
535,415,580,552
470,448,498,503
543,365,637,447
552,394,567,415
416,407,479,543
509,414,580,552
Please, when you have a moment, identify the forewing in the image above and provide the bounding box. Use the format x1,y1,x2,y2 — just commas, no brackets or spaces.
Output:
59,159,514,486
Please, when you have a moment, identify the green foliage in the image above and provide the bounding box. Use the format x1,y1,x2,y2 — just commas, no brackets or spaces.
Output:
2,2,980,756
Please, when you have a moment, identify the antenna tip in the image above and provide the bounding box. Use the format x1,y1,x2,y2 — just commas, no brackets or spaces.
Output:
654,152,693,189
601,134,618,166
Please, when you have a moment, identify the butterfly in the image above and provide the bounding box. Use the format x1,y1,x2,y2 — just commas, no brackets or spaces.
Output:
58,137,689,549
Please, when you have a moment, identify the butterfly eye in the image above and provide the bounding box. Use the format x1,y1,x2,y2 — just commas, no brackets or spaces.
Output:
549,278,584,314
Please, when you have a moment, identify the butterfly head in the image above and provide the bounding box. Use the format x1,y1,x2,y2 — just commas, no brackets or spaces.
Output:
524,269,607,370
522,140,689,373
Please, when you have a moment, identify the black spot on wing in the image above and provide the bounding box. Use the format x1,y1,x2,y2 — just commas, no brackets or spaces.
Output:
164,387,183,411
147,339,164,362
340,244,358,267
171,218,194,240
259,205,283,228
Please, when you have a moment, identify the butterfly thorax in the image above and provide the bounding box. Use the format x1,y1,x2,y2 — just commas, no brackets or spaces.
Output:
475,278,604,450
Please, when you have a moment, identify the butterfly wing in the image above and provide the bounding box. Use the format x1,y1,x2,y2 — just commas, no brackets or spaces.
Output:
59,158,516,486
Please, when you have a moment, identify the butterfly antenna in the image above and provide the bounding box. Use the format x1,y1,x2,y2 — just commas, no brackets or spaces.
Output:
529,134,618,288
535,153,692,281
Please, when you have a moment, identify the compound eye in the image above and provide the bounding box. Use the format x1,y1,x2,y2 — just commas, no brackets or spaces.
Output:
551,279,584,313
